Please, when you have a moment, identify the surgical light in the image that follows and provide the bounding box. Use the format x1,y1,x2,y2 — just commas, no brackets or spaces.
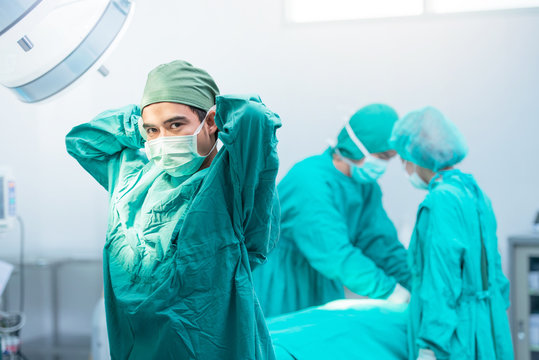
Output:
0,0,134,103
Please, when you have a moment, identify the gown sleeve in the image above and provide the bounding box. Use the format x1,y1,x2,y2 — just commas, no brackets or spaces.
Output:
214,95,281,269
415,201,465,359
65,104,145,191
355,184,411,290
284,175,398,299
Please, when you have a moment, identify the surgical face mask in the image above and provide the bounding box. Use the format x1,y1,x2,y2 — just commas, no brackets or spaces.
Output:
403,161,429,190
409,172,429,190
358,156,389,181
335,148,388,183
339,123,389,183
144,113,217,177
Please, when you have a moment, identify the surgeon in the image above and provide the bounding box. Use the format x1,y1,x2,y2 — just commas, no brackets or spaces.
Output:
253,104,411,317
390,107,513,360
66,60,281,359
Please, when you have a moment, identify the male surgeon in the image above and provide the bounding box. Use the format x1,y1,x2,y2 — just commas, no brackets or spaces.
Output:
254,104,410,317
66,60,281,359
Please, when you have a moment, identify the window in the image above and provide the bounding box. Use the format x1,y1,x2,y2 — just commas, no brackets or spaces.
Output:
430,0,539,13
285,0,423,23
285,0,539,23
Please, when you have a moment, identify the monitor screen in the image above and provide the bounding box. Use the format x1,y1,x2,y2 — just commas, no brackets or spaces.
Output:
0,176,4,220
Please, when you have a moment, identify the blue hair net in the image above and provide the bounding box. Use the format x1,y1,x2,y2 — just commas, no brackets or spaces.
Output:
389,107,468,172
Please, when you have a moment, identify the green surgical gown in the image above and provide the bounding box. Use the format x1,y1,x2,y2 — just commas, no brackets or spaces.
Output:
408,169,513,360
66,95,281,360
253,150,410,317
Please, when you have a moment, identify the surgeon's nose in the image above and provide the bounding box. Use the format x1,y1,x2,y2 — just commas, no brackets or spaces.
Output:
162,128,176,137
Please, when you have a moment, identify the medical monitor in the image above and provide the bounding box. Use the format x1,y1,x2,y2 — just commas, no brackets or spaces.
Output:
0,169,15,232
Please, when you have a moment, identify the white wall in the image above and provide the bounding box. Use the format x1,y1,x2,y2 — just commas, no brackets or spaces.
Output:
1,0,539,272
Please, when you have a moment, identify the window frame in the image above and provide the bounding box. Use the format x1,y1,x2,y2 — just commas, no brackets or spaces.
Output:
283,0,539,24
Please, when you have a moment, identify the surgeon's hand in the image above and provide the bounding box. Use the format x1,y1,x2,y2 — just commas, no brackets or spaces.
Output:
386,283,411,304
417,349,436,360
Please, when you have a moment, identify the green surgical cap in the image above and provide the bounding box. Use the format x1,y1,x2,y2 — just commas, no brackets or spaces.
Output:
141,60,220,111
389,106,468,172
335,104,399,160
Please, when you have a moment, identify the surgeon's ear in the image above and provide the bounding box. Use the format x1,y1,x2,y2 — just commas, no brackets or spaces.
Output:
205,108,218,138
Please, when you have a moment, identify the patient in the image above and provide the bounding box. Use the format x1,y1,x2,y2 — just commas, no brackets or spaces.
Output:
268,299,408,360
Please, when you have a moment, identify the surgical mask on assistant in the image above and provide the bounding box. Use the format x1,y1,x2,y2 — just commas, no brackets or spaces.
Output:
403,161,429,190
340,123,389,183
336,149,388,183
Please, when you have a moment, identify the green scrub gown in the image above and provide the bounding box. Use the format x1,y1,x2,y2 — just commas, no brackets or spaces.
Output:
253,149,410,317
408,169,513,360
66,95,281,360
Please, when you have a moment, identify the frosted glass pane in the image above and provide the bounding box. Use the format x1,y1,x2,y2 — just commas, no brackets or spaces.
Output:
286,0,424,23
430,0,539,13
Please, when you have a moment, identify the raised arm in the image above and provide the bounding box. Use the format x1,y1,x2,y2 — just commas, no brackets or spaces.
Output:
214,95,281,269
65,104,146,191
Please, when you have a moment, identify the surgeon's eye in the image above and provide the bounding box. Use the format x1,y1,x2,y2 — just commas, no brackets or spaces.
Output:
146,128,158,135
170,122,182,129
